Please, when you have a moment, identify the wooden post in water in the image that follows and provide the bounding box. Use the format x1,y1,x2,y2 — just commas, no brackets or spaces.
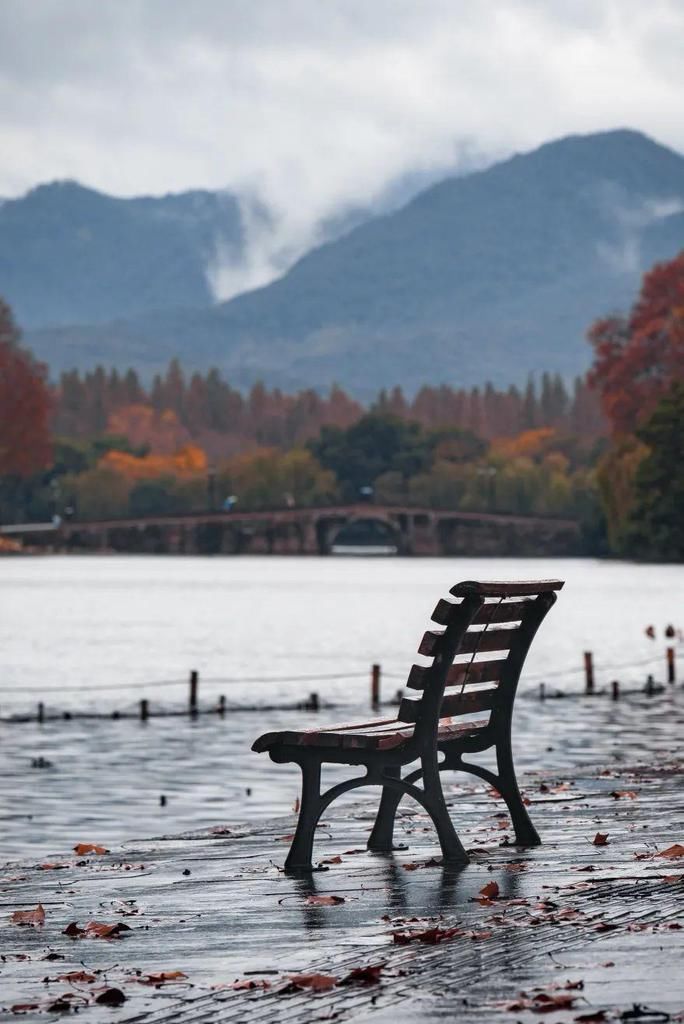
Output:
666,647,676,684
218,695,226,716
189,670,198,717
611,680,619,701
539,683,546,701
584,651,594,694
140,699,149,722
37,702,44,723
645,674,655,696
371,663,381,709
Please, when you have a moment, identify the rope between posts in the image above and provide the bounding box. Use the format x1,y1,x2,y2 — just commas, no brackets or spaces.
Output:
0,670,370,696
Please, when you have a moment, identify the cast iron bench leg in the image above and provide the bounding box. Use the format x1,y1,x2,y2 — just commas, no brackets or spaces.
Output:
285,759,322,872
367,766,402,852
496,737,540,846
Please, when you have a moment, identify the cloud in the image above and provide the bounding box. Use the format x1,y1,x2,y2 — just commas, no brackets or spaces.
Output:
1,0,683,293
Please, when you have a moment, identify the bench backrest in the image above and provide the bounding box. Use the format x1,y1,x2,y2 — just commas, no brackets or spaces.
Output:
399,580,563,747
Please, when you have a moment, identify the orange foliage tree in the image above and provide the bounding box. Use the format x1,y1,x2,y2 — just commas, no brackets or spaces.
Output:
588,251,684,434
0,298,52,477
100,444,207,481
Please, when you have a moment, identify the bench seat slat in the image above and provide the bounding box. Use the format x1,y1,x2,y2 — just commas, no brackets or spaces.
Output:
252,717,489,753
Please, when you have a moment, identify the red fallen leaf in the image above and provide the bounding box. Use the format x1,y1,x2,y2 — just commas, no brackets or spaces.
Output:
340,964,383,985
54,970,97,983
531,992,576,1012
85,921,131,939
489,787,502,798
574,1012,607,1022
655,844,684,859
10,904,45,927
278,834,295,842
602,961,615,967
320,856,343,865
402,857,443,871
305,895,345,906
287,973,337,991
231,978,271,990
393,925,463,945
563,980,585,990
139,970,187,985
594,922,619,932
10,1004,41,1013
95,988,127,1006
62,922,85,938
480,881,500,899
610,790,637,799
73,843,108,855
342,848,365,855
662,875,683,883
593,833,609,846
38,863,69,870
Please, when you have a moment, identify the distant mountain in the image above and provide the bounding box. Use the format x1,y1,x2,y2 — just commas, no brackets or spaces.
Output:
20,130,684,392
0,181,246,327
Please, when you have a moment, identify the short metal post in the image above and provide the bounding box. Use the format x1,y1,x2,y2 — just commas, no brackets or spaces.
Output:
666,647,675,684
539,683,546,701
371,663,381,709
140,698,149,722
584,651,594,694
37,702,45,723
645,674,655,696
189,670,198,717
308,692,319,711
217,694,226,716
611,680,619,701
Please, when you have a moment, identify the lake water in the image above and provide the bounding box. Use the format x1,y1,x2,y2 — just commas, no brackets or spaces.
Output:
1,555,682,860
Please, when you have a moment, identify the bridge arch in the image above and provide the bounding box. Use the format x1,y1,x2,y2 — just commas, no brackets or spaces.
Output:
325,515,403,554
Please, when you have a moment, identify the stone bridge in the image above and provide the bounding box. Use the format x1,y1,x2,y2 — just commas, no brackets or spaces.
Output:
6,504,582,556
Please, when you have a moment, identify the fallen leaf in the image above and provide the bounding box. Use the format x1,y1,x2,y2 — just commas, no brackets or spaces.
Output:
655,844,684,859
286,973,337,991
402,857,443,871
73,843,108,855
38,863,69,871
10,1004,41,1014
531,992,576,1012
139,970,187,985
10,905,45,927
574,1012,607,1022
231,978,271,990
480,881,500,899
393,925,463,945
320,855,343,865
306,895,345,906
53,971,97,983
593,833,609,846
95,988,126,1006
340,964,383,985
610,790,637,799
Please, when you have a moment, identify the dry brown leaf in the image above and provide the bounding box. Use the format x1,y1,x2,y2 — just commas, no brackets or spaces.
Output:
306,894,345,906
95,988,127,1006
340,964,383,985
610,790,637,799
10,904,45,927
480,881,500,899
231,978,271,990
73,843,108,855
592,833,609,846
139,970,187,985
287,973,337,991
655,843,684,859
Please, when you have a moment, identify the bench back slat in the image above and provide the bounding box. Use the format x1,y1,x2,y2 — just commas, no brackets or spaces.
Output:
401,580,562,742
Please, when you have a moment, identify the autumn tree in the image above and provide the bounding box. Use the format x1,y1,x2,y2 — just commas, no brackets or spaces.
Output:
0,298,52,478
588,250,684,434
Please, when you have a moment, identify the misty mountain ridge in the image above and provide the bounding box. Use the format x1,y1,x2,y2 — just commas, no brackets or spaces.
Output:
12,129,684,394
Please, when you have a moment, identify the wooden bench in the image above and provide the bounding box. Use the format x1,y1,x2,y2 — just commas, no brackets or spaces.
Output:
252,578,563,871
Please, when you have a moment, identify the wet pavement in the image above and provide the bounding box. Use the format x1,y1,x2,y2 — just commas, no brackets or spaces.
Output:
1,688,682,1022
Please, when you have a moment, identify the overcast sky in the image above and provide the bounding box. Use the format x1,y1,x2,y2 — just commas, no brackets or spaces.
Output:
1,1,683,292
